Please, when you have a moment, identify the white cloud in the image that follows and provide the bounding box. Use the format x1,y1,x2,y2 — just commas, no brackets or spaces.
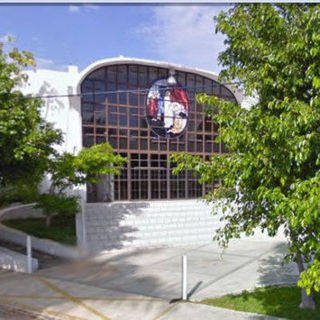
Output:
36,57,67,71
69,5,80,13
136,6,229,73
84,5,99,10
68,4,99,13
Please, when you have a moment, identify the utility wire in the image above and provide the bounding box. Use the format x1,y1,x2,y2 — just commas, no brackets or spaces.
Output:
4,83,240,101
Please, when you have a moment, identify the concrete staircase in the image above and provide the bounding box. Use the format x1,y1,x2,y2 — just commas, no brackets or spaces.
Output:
84,200,223,252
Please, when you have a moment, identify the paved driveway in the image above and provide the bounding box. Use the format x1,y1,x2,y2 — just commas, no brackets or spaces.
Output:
38,236,299,301
0,236,295,320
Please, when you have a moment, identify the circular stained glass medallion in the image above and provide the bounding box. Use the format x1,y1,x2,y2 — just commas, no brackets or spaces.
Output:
146,79,189,139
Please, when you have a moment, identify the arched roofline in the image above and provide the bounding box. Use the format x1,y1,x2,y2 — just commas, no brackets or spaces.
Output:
76,56,244,104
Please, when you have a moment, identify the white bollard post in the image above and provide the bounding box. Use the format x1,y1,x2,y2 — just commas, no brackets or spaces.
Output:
182,255,187,300
26,236,32,274
81,197,86,245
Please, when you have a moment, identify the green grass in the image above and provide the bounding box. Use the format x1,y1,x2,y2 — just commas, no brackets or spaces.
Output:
2,215,77,245
201,286,320,320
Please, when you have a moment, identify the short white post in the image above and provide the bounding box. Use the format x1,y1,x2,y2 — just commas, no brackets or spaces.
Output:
81,197,86,245
26,236,32,274
182,255,187,300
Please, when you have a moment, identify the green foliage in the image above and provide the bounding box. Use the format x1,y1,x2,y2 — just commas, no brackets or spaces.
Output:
35,193,80,217
0,38,62,187
2,215,76,245
0,182,39,207
202,286,320,320
35,143,127,226
172,4,320,294
74,143,127,183
48,143,127,193
299,260,320,295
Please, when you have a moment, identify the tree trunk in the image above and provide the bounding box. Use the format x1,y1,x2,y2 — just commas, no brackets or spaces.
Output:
46,215,52,227
49,183,55,195
296,254,316,310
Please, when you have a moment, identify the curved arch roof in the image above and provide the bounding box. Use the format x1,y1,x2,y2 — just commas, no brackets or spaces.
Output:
77,56,244,104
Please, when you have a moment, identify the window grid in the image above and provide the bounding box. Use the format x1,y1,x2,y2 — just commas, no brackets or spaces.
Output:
81,64,237,201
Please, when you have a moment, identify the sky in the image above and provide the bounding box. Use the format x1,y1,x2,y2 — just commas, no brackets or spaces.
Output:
0,4,229,74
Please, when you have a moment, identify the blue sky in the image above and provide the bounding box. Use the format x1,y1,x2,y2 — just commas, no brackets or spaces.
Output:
0,4,228,73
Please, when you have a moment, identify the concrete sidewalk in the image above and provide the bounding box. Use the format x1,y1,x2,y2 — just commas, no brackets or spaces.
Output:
0,237,295,319
0,271,285,320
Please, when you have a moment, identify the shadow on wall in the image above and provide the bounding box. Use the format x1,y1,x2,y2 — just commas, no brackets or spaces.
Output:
38,81,65,120
83,202,151,254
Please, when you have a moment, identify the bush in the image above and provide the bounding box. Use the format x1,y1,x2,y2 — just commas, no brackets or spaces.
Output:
0,183,39,207
34,193,80,227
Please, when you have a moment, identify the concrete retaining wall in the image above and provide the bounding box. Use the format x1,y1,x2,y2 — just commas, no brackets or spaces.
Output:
0,203,43,220
0,205,84,259
0,246,38,273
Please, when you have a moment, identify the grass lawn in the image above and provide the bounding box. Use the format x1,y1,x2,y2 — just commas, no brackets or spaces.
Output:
2,215,77,245
201,286,320,320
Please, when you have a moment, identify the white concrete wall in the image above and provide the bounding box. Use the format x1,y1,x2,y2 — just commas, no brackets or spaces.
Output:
20,67,85,198
0,205,85,259
0,246,38,273
84,199,224,253
22,67,81,155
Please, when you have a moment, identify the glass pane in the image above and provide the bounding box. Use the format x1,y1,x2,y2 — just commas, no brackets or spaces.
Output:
107,66,116,82
82,111,94,124
138,66,147,86
96,136,106,144
109,137,117,148
81,80,93,92
120,137,127,149
129,66,138,85
119,92,127,105
96,127,105,135
119,114,127,126
130,116,138,127
95,112,106,125
129,93,138,106
130,137,138,149
149,67,158,83
83,135,94,147
140,139,147,150
108,113,117,126
118,65,127,83
107,92,116,104
83,127,93,134
88,69,105,81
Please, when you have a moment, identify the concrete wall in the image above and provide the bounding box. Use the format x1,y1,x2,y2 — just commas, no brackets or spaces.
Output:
20,67,86,198
0,246,38,273
83,199,224,253
0,203,43,221
0,205,85,259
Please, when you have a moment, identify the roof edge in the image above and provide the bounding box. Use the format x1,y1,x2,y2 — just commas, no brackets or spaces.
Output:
76,56,244,104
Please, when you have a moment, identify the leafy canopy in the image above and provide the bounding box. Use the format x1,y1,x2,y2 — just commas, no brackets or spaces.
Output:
48,143,128,194
0,38,62,187
171,4,320,294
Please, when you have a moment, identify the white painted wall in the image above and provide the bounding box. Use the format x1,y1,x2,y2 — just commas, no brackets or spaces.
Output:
20,66,85,198
21,66,82,155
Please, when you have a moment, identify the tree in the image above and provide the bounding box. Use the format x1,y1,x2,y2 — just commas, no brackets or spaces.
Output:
0,38,62,190
172,4,320,309
38,143,127,226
